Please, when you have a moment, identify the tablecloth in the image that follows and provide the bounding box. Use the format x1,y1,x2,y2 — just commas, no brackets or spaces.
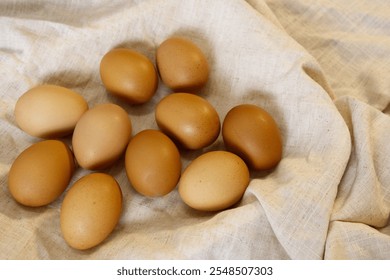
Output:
1,0,389,259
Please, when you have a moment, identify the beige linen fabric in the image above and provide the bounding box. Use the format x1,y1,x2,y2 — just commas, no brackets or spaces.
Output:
266,0,390,259
0,0,389,259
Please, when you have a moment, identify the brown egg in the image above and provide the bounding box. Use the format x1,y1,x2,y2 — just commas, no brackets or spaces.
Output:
72,103,132,170
178,151,249,211
60,173,122,250
222,104,282,170
8,140,75,207
14,84,88,138
156,37,209,92
155,93,220,150
100,48,158,104
125,129,181,197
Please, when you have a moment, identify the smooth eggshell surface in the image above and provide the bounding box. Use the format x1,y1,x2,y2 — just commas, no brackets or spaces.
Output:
100,48,158,104
178,151,250,211
72,103,132,170
8,140,75,207
60,173,122,250
125,129,181,197
14,84,88,138
156,37,209,92
222,104,283,170
155,93,220,150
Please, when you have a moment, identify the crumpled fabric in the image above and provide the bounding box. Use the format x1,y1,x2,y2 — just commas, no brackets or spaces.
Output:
1,0,389,259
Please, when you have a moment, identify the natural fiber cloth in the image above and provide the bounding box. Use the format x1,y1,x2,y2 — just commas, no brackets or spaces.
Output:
1,0,389,259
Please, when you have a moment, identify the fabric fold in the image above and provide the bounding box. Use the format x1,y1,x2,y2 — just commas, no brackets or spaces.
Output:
1,0,389,259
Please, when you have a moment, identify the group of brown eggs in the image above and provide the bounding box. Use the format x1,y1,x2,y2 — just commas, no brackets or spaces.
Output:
8,37,283,250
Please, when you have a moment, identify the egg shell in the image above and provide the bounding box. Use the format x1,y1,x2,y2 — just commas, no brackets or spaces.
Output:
14,84,88,138
125,129,181,197
222,104,283,170
100,48,158,104
178,150,250,211
60,173,122,250
156,37,209,92
72,103,132,170
8,140,75,207
155,93,220,150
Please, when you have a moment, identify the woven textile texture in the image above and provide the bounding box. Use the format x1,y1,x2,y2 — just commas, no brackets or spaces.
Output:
1,0,389,259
